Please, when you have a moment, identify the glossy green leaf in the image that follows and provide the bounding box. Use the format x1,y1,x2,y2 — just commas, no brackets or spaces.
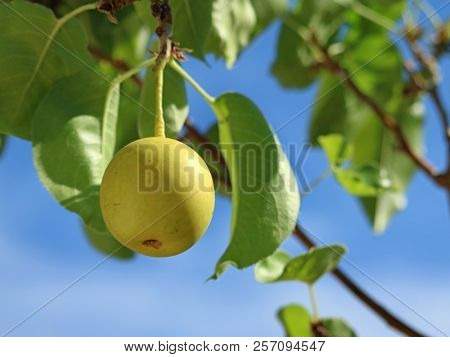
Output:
138,66,189,139
278,304,313,337
171,0,213,60
255,245,346,285
207,0,257,68
322,318,357,337
32,71,109,231
272,0,347,88
83,222,134,259
211,93,300,278
0,0,93,139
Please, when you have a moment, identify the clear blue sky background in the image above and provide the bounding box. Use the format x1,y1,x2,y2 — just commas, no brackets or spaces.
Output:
0,0,449,337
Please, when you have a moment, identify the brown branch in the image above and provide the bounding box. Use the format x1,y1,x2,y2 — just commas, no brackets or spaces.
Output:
309,33,449,190
92,46,424,337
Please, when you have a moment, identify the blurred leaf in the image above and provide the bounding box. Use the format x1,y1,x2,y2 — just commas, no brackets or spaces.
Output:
172,0,213,60
138,66,188,138
133,0,156,30
82,7,151,66
318,134,393,197
278,304,313,337
83,223,134,259
318,133,353,165
358,98,423,233
272,0,347,88
308,10,422,232
32,71,109,232
322,318,357,337
309,74,367,144
101,81,120,171
211,93,300,278
206,0,256,68
250,0,288,36
0,134,6,158
0,0,93,139
255,245,346,285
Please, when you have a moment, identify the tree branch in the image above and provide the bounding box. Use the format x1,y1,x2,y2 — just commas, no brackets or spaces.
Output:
89,45,424,337
309,33,449,191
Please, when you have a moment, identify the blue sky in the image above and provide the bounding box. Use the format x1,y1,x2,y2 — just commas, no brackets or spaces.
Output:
0,1,449,337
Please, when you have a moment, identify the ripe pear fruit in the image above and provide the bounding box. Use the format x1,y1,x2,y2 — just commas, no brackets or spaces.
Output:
100,137,215,257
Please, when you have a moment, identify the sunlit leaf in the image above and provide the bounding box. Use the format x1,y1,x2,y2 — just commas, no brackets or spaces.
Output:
206,0,257,68
211,93,300,278
255,245,346,285
278,304,313,337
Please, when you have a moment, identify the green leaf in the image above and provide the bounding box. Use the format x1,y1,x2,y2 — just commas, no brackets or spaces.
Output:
322,318,357,337
271,0,347,88
171,0,213,60
318,134,393,197
138,66,189,139
250,0,288,36
211,93,300,278
255,245,346,285
185,123,231,197
81,6,151,66
101,81,121,171
32,71,109,232
0,0,93,139
358,98,423,233
309,15,422,232
83,223,134,259
207,0,257,68
309,74,367,145
278,304,313,337
254,251,291,283
0,134,6,158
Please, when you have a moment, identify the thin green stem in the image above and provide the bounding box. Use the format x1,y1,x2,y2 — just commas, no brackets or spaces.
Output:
154,57,168,138
169,60,216,105
308,285,320,323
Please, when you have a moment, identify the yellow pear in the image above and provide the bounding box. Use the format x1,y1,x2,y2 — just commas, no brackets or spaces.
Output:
100,137,215,257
